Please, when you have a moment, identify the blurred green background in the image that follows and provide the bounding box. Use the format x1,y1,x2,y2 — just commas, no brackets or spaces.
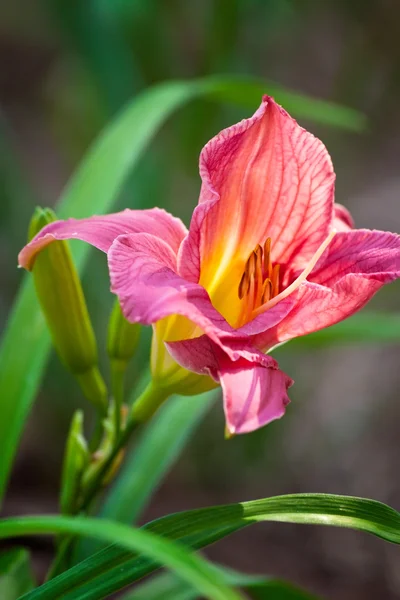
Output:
1,1,400,599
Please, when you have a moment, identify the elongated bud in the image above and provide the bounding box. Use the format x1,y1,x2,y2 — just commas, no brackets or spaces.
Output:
81,406,126,492
60,411,89,515
28,207,108,414
107,299,140,431
107,299,140,367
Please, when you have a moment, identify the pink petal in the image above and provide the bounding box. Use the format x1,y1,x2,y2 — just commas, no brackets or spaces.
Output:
178,197,218,283
19,208,187,270
310,229,400,286
237,296,296,336
333,203,354,231
167,335,293,435
180,96,335,286
166,331,275,374
108,232,234,342
254,229,400,349
108,232,293,359
219,353,293,435
166,334,221,379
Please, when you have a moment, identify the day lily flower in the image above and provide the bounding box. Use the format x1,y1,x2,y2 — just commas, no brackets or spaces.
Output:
19,97,400,435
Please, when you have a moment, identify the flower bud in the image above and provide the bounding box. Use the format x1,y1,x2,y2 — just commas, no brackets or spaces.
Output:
60,410,89,515
28,207,107,413
107,299,140,369
81,407,126,492
107,299,140,429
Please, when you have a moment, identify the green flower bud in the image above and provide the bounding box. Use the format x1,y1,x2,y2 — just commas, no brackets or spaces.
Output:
107,299,140,367
29,207,107,414
107,299,140,431
81,405,125,494
60,410,89,515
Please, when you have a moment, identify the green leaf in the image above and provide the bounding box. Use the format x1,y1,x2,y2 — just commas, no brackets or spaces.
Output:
0,75,366,504
79,390,216,559
103,392,216,524
48,0,141,115
36,526,242,600
123,568,319,600
246,579,319,600
196,75,367,132
0,516,241,600
20,494,400,600
0,548,35,599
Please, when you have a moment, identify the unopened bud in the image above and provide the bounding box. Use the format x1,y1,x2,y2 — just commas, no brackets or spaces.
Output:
107,299,140,428
81,407,125,492
107,299,140,368
28,207,107,413
60,411,89,515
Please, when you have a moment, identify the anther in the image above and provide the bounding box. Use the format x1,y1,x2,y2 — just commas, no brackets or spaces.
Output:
254,244,263,263
247,251,256,276
261,278,272,304
238,270,250,299
254,245,263,306
254,245,263,274
252,229,336,319
271,264,280,297
263,237,271,278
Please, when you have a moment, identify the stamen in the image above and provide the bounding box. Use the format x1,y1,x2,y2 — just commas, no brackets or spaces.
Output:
253,230,336,318
254,245,264,306
238,270,250,299
271,264,280,297
261,278,272,304
246,250,256,276
247,271,257,320
238,251,256,299
255,244,263,263
263,237,271,278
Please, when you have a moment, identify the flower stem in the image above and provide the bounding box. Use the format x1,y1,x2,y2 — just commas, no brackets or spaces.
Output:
79,381,169,512
130,380,170,424
110,360,125,436
46,380,171,580
88,414,104,453
45,537,74,581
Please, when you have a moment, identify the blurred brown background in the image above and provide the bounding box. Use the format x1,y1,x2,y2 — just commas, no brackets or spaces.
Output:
1,1,400,598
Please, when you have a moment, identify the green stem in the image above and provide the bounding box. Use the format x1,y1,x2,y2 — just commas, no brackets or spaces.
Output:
47,381,170,580
80,381,170,512
75,366,108,415
88,414,104,453
46,536,74,581
130,380,170,423
110,360,125,436
79,420,138,513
